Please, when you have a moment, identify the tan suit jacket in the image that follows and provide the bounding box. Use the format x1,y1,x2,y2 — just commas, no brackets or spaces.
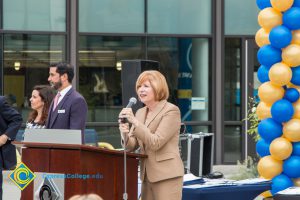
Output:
125,100,184,183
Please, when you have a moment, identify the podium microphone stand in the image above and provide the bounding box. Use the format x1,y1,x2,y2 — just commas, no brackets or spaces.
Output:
123,135,128,200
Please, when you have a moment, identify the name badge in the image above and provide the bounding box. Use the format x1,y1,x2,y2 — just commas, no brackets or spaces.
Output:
58,109,65,113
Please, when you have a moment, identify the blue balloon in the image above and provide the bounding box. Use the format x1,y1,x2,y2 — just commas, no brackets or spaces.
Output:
293,0,300,7
257,65,270,83
283,156,300,178
271,174,294,195
258,118,283,142
256,139,270,157
257,45,282,67
256,0,271,9
269,25,292,49
292,142,300,156
284,88,300,103
283,7,300,30
291,66,300,86
271,99,294,123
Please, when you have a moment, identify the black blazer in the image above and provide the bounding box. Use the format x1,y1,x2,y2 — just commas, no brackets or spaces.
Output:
0,96,22,170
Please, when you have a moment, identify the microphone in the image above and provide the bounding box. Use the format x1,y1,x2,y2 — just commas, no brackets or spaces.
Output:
120,97,137,123
126,97,137,108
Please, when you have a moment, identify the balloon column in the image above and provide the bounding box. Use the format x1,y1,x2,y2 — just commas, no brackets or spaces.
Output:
256,0,300,195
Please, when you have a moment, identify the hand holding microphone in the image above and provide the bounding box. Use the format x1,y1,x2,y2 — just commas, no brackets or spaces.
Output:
119,97,137,124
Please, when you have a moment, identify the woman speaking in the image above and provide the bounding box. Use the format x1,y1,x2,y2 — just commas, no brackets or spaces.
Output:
118,70,184,200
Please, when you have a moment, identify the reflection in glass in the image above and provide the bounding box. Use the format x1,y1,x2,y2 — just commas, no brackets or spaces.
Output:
148,0,211,34
79,0,144,33
224,126,242,163
3,34,66,121
147,37,211,130
79,36,211,146
78,36,144,122
224,38,241,121
225,0,259,35
3,0,66,31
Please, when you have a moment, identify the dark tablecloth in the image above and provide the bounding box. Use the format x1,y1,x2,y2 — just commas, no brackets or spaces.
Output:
182,182,271,200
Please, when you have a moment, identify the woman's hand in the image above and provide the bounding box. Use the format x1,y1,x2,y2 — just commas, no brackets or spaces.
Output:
119,122,130,142
119,122,130,134
118,108,139,127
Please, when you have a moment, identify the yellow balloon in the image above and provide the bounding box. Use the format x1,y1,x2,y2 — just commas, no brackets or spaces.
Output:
258,82,285,104
283,118,300,142
269,62,292,86
255,28,270,47
271,0,294,12
291,30,300,45
282,44,300,67
293,98,300,119
294,178,300,186
257,156,283,179
256,101,272,120
270,137,293,160
258,8,282,31
260,190,272,198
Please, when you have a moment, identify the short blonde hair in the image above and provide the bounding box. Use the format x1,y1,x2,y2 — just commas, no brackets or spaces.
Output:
68,194,103,200
135,70,169,101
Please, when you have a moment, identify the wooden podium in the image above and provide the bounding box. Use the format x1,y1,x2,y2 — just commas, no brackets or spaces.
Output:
14,142,145,200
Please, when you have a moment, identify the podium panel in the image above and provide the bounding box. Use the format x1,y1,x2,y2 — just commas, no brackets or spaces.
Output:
15,142,145,200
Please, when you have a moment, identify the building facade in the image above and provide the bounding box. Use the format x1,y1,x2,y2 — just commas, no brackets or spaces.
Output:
0,0,260,164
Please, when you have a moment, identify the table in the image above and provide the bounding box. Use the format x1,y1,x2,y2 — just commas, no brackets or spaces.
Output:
182,182,271,200
274,187,300,200
274,194,300,200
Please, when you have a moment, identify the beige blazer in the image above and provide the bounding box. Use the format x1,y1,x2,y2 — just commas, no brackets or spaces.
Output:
125,100,184,183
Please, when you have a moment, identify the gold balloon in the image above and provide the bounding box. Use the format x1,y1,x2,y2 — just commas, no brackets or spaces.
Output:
269,62,292,86
258,82,285,104
283,118,300,142
258,8,282,31
257,155,283,179
294,178,300,186
256,101,272,120
255,28,270,47
271,0,294,12
291,30,300,45
270,137,293,160
260,190,272,198
282,44,300,67
293,98,300,119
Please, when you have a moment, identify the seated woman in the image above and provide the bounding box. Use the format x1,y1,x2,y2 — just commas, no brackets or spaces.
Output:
26,85,55,129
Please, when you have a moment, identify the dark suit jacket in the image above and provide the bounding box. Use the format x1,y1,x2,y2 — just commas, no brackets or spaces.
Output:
46,88,88,142
0,96,22,170
125,100,184,183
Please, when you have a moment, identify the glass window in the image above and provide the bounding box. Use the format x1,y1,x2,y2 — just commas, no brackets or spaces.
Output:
224,38,241,121
147,37,211,132
224,126,242,162
78,35,144,122
79,35,144,146
225,0,260,35
3,34,66,120
79,0,144,33
148,0,211,34
3,0,66,31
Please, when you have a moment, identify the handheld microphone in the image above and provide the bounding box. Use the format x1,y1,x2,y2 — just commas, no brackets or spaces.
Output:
126,97,137,108
120,97,137,123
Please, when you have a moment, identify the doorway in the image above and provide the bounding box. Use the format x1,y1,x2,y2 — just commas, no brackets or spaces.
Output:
244,38,260,159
